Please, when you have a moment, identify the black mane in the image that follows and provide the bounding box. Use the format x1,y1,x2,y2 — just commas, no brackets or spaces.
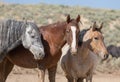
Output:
78,29,89,46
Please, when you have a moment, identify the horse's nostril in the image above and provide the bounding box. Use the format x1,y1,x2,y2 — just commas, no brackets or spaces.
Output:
104,54,109,59
39,53,41,56
38,51,45,60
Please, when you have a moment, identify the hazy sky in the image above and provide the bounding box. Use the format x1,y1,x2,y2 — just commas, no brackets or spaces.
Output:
3,0,120,10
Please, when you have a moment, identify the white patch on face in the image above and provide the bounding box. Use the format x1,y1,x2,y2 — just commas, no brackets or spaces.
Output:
71,26,77,51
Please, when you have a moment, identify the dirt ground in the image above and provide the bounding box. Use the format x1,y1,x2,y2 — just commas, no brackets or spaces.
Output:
6,73,120,82
5,45,120,82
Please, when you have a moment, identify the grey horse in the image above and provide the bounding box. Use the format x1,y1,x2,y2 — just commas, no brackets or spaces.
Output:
0,19,45,62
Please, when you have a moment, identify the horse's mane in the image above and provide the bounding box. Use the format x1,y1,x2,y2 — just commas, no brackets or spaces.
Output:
0,19,26,53
78,29,89,46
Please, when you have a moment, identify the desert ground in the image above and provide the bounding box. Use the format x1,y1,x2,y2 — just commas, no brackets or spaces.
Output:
6,72,120,82
5,44,120,82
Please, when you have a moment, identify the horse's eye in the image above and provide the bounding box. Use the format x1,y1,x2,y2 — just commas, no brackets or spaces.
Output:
27,31,32,34
31,34,35,38
94,37,98,40
31,35,35,38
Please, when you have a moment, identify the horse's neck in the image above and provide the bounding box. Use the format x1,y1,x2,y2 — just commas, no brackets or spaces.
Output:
51,24,67,49
77,44,90,60
40,22,67,54
78,44,99,65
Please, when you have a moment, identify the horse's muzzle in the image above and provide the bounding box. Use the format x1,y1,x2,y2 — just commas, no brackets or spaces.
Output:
104,54,109,60
71,49,77,56
36,48,45,60
34,52,45,60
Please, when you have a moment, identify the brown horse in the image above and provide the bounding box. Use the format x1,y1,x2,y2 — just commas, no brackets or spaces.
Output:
61,22,109,82
0,15,81,82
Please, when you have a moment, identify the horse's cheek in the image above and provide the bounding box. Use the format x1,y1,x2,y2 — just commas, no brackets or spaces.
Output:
22,35,30,49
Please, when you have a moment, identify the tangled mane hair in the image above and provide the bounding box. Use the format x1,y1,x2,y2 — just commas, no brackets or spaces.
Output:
78,29,88,46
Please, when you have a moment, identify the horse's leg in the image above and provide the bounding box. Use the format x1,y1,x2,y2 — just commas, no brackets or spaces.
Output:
77,78,83,82
74,78,78,82
86,78,88,82
89,76,92,82
86,68,93,82
66,75,74,82
0,58,14,82
86,75,92,82
4,59,14,80
0,61,5,82
48,65,57,82
89,73,93,82
38,69,45,82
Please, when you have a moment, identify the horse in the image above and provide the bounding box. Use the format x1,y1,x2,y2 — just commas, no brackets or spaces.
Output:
0,15,81,82
0,19,45,62
61,22,109,82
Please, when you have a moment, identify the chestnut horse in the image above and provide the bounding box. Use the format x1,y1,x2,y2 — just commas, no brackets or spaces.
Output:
0,15,81,82
61,22,109,82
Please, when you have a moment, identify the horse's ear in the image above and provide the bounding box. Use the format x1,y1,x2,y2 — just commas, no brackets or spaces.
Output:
89,26,92,29
90,26,92,28
92,22,97,31
76,15,80,23
99,22,103,30
25,20,27,25
67,14,71,23
23,17,27,25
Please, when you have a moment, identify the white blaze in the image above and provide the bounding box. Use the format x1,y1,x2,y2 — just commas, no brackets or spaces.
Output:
71,26,77,52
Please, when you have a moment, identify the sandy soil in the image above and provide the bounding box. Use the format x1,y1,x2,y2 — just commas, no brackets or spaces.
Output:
5,45,120,82
6,73,120,82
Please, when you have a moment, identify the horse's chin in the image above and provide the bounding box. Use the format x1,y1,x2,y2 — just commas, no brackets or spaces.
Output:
101,57,108,61
29,46,45,60
97,55,108,62
35,51,45,59
71,52,77,56
70,48,78,56
33,53,45,60
99,54,109,61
